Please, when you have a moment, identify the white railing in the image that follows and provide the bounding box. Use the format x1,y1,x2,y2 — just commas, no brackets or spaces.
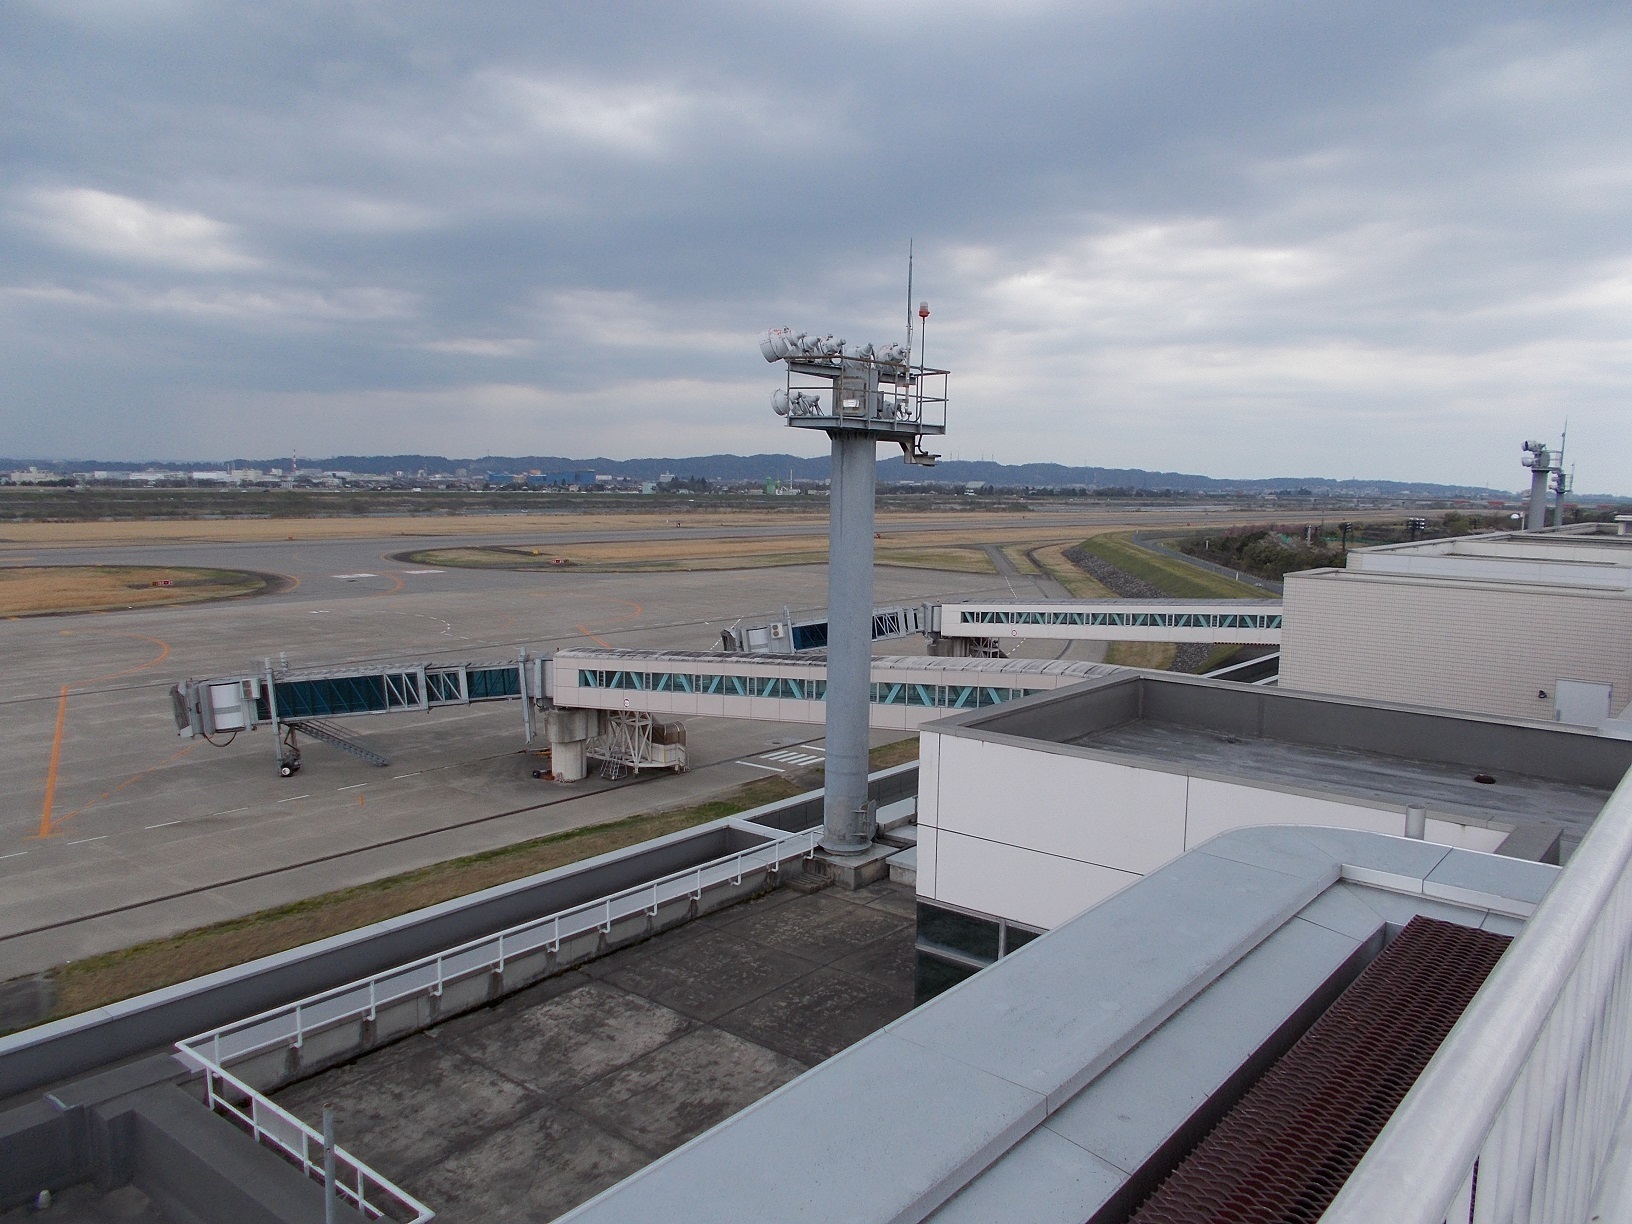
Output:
1320,769,1632,1223
174,826,817,1224
178,827,817,1069
202,1061,432,1222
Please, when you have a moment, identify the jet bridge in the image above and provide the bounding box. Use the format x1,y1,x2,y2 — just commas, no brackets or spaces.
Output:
718,598,1284,657
718,604,927,654
172,652,543,777
171,646,1120,781
930,598,1283,645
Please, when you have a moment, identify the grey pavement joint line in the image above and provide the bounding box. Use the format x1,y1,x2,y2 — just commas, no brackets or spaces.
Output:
0,770,649,945
0,744,843,949
433,985,710,1164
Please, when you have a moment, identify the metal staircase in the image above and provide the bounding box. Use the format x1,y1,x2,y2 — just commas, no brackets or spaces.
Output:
287,719,391,768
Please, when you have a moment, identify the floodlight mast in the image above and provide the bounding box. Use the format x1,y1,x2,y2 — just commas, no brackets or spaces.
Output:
759,324,949,854
1521,438,1563,531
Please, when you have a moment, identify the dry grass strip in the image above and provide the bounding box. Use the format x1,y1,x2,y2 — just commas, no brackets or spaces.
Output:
1027,542,1117,598
0,507,1045,547
0,566,267,617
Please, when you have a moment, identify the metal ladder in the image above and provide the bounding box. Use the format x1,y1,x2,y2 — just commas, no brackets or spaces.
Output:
286,719,391,767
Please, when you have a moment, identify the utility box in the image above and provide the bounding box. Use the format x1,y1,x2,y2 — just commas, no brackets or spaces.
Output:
1556,679,1613,727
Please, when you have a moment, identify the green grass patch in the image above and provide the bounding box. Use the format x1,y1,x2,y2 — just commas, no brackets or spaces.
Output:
1075,534,1259,600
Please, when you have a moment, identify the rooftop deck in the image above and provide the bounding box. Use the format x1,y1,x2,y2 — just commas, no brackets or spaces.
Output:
1073,718,1611,842
272,878,917,1222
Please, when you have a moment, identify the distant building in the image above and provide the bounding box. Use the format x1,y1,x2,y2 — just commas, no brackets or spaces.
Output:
1281,527,1632,725
526,470,597,489
7,467,59,484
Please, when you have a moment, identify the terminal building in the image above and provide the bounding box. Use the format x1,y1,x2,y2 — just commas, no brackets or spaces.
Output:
5,529,1632,1221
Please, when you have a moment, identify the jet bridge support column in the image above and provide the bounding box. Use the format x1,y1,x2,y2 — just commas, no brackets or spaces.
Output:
548,708,599,782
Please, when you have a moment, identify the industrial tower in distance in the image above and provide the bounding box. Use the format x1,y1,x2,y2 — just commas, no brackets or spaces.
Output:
759,314,949,853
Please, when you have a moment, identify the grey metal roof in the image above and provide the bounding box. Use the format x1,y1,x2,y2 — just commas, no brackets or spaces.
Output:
556,827,1556,1224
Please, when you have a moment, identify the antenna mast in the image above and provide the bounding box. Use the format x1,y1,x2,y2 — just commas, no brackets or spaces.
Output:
905,239,915,358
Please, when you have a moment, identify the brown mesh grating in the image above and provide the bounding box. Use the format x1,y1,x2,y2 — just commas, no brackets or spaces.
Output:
1122,915,1510,1224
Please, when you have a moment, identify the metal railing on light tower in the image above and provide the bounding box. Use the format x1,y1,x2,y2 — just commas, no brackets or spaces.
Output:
758,321,949,854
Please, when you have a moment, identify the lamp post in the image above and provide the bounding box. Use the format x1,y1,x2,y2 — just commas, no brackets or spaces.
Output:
760,324,948,854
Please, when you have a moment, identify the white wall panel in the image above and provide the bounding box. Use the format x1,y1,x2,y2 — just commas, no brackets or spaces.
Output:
918,732,941,828
935,739,1188,875
916,824,939,897
1184,778,1402,849
918,731,1527,930
931,829,1141,931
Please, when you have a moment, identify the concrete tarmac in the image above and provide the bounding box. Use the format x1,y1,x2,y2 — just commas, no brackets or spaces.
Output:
0,524,1108,979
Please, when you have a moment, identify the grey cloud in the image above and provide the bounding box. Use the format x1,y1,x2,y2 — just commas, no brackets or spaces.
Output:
1,1,1629,489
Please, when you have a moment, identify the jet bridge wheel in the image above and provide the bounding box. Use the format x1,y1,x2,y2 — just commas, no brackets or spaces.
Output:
277,726,302,777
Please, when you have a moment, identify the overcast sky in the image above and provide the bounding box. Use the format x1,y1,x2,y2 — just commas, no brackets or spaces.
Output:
2,2,1628,489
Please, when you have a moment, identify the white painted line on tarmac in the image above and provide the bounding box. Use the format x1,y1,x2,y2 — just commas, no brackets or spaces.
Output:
403,569,444,574
276,795,310,803
217,807,248,816
66,836,108,845
764,750,823,765
144,820,181,830
735,760,786,773
0,851,27,861
392,772,422,779
337,783,368,791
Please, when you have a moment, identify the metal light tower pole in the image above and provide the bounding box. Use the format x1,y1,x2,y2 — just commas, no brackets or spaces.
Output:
1552,426,1570,528
1521,441,1553,531
759,321,948,854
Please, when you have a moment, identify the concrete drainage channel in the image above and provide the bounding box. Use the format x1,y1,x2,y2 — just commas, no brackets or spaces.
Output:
0,764,919,1222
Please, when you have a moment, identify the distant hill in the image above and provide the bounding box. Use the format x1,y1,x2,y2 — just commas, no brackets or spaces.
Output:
0,452,1568,500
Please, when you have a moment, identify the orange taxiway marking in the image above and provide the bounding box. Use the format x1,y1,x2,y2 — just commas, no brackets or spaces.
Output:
574,597,644,648
36,686,70,838
34,631,178,838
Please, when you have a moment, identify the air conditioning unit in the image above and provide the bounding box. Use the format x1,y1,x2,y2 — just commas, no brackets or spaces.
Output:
770,622,785,639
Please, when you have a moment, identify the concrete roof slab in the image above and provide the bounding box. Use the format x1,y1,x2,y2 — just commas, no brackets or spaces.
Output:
1333,884,1496,931
892,848,1331,1108
928,1125,1125,1224
1292,885,1398,943
557,1032,1048,1224
1426,847,1559,908
1040,915,1367,1175
1193,824,1451,884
